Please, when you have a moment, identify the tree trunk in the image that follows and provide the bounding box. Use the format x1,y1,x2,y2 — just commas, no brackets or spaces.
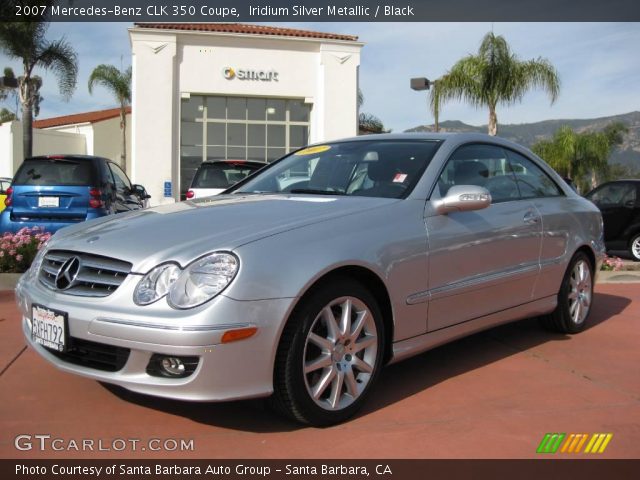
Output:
120,105,127,174
22,97,33,159
488,106,498,136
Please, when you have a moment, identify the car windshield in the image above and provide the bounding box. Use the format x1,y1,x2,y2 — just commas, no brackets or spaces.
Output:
191,162,263,189
232,140,441,199
13,159,94,186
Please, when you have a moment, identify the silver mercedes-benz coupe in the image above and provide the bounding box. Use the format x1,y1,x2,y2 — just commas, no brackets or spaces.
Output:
16,133,604,426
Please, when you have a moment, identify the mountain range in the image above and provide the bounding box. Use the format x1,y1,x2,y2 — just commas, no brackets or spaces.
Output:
406,111,640,169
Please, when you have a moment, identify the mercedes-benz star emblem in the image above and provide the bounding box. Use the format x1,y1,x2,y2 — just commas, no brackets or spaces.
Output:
55,257,81,290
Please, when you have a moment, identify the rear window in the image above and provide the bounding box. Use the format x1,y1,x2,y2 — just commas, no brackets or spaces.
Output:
191,163,261,189
13,159,94,186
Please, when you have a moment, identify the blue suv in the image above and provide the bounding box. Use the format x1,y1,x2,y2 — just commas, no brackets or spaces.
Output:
0,155,150,234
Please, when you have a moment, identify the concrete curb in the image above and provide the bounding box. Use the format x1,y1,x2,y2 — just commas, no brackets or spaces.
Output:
597,270,640,283
0,273,22,291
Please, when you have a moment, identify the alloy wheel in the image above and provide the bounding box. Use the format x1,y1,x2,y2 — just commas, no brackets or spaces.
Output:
302,296,378,411
567,259,592,324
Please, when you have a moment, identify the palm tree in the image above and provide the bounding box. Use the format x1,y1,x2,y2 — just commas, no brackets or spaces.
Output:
531,122,627,192
88,64,132,172
431,32,560,136
0,22,78,158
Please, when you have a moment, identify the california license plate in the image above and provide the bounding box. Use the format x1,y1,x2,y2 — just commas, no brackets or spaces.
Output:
31,304,67,352
38,196,59,208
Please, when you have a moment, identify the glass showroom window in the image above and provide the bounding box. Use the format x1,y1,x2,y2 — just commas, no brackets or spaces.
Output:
179,95,311,196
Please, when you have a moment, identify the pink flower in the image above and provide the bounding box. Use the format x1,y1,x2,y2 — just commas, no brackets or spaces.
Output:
0,251,4,258
8,249,16,256
15,254,23,262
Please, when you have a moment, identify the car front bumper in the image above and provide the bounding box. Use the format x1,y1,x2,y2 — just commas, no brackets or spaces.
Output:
16,271,294,402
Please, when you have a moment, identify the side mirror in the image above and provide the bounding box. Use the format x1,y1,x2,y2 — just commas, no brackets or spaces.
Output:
433,185,492,215
132,184,151,199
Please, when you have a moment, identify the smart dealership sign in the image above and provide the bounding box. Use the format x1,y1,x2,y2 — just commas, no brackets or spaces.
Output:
223,67,279,81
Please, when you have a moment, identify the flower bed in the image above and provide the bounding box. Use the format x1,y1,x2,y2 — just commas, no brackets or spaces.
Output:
0,227,52,273
601,254,624,272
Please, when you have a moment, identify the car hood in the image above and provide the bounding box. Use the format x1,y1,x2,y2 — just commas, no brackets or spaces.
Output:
50,193,396,273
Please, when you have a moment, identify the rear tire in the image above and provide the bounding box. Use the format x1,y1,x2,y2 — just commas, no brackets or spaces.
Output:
541,252,594,334
269,278,385,426
630,233,640,261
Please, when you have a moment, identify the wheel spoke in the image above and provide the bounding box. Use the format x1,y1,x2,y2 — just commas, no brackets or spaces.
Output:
312,366,336,400
568,291,578,300
328,370,345,408
573,302,581,322
350,311,367,340
352,355,373,373
322,306,340,341
344,367,359,397
352,334,376,353
308,332,333,351
304,353,332,374
340,298,352,337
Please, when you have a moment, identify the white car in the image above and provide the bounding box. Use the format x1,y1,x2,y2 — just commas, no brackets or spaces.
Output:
186,160,265,199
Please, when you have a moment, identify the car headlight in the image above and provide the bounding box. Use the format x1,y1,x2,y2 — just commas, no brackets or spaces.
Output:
168,252,239,309
29,246,47,277
133,263,181,306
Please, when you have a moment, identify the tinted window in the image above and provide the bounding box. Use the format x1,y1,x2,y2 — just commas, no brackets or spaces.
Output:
587,182,636,207
506,150,563,198
437,144,520,203
235,140,441,199
192,163,261,189
13,159,94,186
109,163,131,192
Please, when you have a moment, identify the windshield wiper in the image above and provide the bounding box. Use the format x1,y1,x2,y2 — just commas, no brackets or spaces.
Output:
289,189,346,195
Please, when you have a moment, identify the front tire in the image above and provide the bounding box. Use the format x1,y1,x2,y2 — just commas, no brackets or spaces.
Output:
541,252,594,334
630,233,640,261
269,278,385,426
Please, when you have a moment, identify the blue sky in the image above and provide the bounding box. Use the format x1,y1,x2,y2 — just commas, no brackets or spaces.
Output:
1,22,639,132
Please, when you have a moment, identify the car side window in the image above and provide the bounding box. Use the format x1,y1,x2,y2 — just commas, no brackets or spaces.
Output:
588,183,636,207
109,163,132,193
506,150,563,198
437,144,520,203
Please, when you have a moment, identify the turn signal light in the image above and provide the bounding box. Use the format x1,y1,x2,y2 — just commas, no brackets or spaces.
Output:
221,327,258,344
4,186,13,206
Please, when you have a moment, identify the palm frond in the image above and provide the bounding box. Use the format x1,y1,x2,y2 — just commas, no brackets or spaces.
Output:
36,37,78,99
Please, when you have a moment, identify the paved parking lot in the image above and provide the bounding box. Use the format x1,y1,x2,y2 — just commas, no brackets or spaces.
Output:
1,284,639,459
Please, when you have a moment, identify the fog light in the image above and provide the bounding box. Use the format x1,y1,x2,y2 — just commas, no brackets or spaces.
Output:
162,357,185,376
146,354,199,378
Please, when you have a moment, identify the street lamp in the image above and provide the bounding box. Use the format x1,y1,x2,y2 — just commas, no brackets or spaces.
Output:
0,76,18,89
410,76,439,132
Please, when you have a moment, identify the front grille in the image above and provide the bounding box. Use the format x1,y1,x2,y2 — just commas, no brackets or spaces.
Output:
47,337,130,372
39,250,132,297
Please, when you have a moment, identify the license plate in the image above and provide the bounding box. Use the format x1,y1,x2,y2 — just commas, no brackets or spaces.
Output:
38,196,59,208
31,304,67,352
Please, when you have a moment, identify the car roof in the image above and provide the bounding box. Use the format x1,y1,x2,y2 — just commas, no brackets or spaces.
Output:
200,160,266,167
25,154,108,162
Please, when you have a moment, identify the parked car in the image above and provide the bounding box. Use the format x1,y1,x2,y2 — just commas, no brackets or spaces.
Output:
0,155,150,234
0,177,12,214
185,160,265,199
16,134,604,426
585,179,640,260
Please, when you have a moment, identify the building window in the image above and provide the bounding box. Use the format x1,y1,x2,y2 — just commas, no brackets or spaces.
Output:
179,95,311,197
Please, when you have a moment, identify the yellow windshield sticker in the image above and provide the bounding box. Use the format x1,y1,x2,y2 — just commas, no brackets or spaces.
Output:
296,145,331,156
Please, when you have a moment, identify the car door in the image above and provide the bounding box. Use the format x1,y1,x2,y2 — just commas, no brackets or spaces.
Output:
586,182,637,243
108,162,142,212
425,144,542,331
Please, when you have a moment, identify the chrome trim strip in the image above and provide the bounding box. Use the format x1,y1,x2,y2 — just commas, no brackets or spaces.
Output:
407,262,540,305
94,317,251,332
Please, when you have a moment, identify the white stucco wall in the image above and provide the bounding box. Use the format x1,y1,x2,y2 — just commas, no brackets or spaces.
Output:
129,27,363,205
91,116,132,172
0,120,85,176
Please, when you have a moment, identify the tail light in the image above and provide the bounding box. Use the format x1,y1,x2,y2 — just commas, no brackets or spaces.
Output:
186,190,195,199
4,186,13,207
89,187,104,208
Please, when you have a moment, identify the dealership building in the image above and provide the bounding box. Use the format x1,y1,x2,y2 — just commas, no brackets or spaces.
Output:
129,23,363,202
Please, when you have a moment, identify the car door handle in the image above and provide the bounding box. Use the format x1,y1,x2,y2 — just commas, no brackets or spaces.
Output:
523,211,540,225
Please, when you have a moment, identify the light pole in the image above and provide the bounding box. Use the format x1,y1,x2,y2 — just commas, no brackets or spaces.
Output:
410,77,439,132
